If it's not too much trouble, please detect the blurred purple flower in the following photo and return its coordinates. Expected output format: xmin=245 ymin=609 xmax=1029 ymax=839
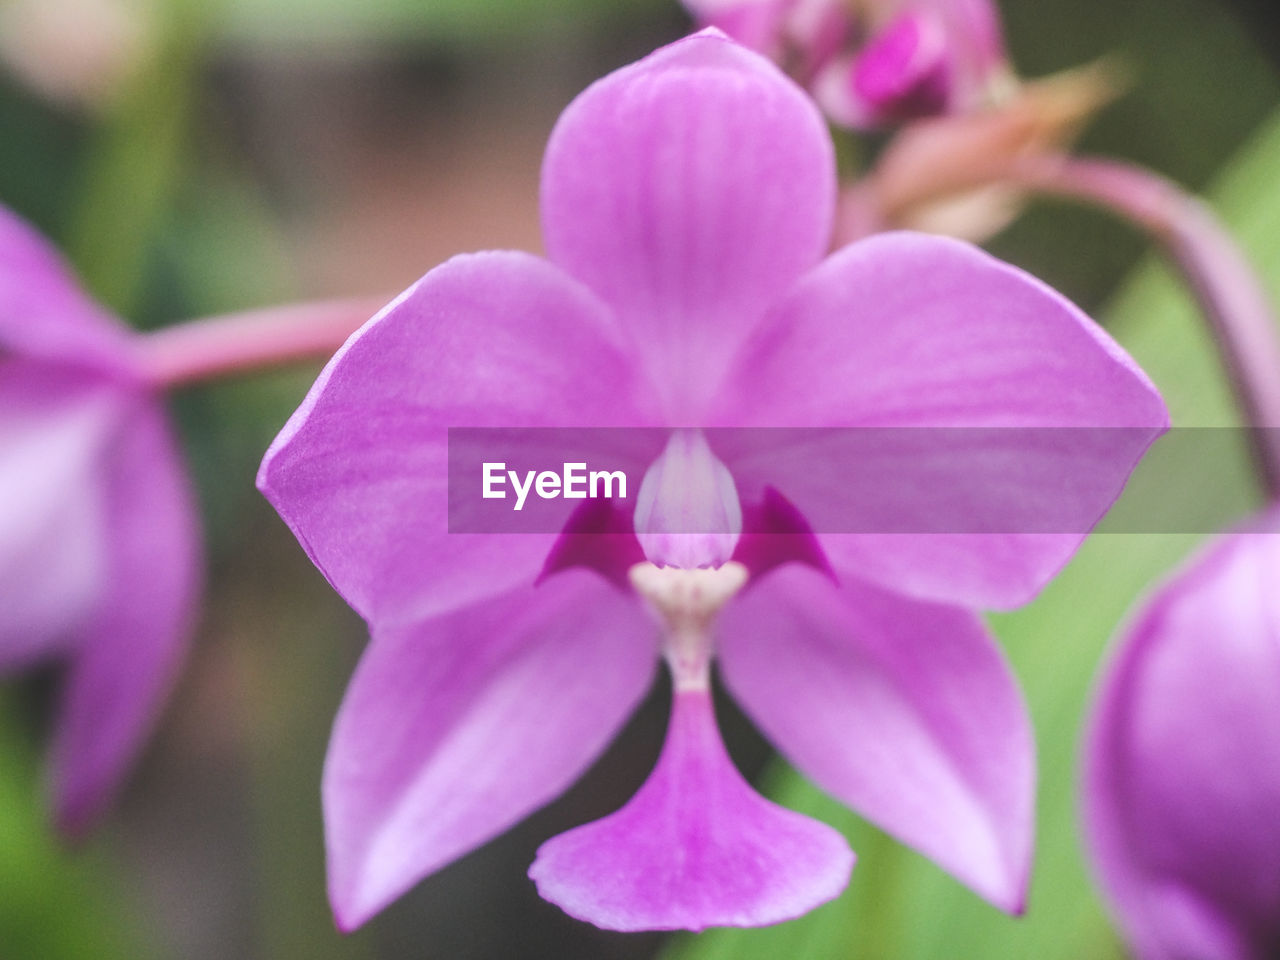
xmin=683 ymin=0 xmax=1010 ymax=128
xmin=818 ymin=0 xmax=1010 ymax=127
xmin=258 ymin=31 xmax=1166 ymax=933
xmin=1084 ymin=511 xmax=1280 ymax=960
xmin=681 ymin=0 xmax=853 ymax=80
xmin=0 ymin=206 xmax=199 ymax=835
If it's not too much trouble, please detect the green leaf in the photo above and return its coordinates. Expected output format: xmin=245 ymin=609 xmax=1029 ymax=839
xmin=665 ymin=108 xmax=1280 ymax=960
xmin=67 ymin=0 xmax=219 ymax=318
xmin=0 ymin=698 xmax=157 ymax=960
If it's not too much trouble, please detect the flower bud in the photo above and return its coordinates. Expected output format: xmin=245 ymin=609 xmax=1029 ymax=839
xmin=1084 ymin=511 xmax=1280 ymax=960
xmin=816 ymin=11 xmax=953 ymax=127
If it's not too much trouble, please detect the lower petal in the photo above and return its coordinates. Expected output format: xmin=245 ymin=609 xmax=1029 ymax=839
xmin=47 ymin=401 xmax=201 ymax=835
xmin=529 ymin=687 xmax=854 ymax=931
xmin=718 ymin=566 xmax=1034 ymax=913
xmin=0 ymin=361 xmax=119 ymax=669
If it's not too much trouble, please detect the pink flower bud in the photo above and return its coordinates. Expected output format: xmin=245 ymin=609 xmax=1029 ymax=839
xmin=819 ymin=11 xmax=954 ymax=127
xmin=1085 ymin=512 xmax=1280 ymax=960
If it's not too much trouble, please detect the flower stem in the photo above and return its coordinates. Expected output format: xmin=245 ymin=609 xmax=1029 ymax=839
xmin=134 ymin=296 xmax=387 ymax=388
xmin=1008 ymin=155 xmax=1280 ymax=498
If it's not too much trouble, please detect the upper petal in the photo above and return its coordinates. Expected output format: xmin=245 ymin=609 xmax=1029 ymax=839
xmin=47 ymin=399 xmax=201 ymax=835
xmin=0 ymin=205 xmax=132 ymax=371
xmin=716 ymin=231 xmax=1167 ymax=608
xmin=718 ymin=565 xmax=1034 ymax=912
xmin=257 ymin=252 xmax=653 ymax=626
xmin=541 ymin=30 xmax=835 ymax=415
xmin=1084 ymin=512 xmax=1280 ymax=960
xmin=324 ymin=570 xmax=657 ymax=931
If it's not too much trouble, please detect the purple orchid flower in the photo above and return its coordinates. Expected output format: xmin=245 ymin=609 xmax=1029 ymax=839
xmin=0 ymin=206 xmax=200 ymax=835
xmin=258 ymin=31 xmax=1167 ymax=933
xmin=1084 ymin=510 xmax=1280 ymax=960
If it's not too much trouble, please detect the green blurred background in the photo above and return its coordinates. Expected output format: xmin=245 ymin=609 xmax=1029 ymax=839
xmin=1 ymin=0 xmax=1278 ymax=957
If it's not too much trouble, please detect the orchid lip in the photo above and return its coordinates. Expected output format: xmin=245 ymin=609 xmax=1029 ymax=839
xmin=528 ymin=686 xmax=855 ymax=932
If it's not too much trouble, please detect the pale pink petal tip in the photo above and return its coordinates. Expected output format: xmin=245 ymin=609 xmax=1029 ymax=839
xmin=529 ymin=689 xmax=854 ymax=931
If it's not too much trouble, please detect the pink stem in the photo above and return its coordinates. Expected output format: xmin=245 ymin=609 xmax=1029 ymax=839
xmin=134 ymin=296 xmax=387 ymax=388
xmin=1009 ymin=155 xmax=1280 ymax=496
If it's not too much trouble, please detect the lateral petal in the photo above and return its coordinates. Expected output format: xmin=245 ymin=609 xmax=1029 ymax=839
xmin=716 ymin=231 xmax=1167 ymax=609
xmin=257 ymin=251 xmax=653 ymax=626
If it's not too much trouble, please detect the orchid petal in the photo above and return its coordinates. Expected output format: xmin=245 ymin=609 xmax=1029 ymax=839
xmin=257 ymin=251 xmax=653 ymax=626
xmin=530 ymin=687 xmax=853 ymax=931
xmin=717 ymin=231 xmax=1167 ymax=609
xmin=0 ymin=360 xmax=117 ymax=670
xmin=1084 ymin=513 xmax=1280 ymax=960
xmin=324 ymin=570 xmax=657 ymax=931
xmin=0 ymin=205 xmax=131 ymax=370
xmin=47 ymin=401 xmax=200 ymax=835
xmin=541 ymin=29 xmax=835 ymax=415
xmin=718 ymin=565 xmax=1034 ymax=912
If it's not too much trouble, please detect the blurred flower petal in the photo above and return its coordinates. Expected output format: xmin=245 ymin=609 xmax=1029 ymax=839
xmin=0 ymin=362 xmax=117 ymax=669
xmin=1085 ymin=511 xmax=1280 ymax=960
xmin=0 ymin=206 xmax=131 ymax=369
xmin=0 ymin=204 xmax=201 ymax=836
xmin=47 ymin=401 xmax=200 ymax=835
